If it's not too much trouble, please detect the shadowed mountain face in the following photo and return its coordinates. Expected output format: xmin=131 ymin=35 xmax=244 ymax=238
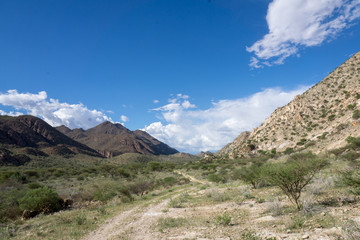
xmin=0 ymin=115 xmax=102 ymax=161
xmin=218 ymin=51 xmax=360 ymax=158
xmin=56 ymin=121 xmax=179 ymax=157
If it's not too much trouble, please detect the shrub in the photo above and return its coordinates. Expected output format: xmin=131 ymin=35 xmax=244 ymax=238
xmin=353 ymin=110 xmax=360 ymax=119
xmin=116 ymin=167 xmax=131 ymax=178
xmin=128 ymin=179 xmax=154 ymax=197
xmin=348 ymin=103 xmax=357 ymax=110
xmin=207 ymin=173 xmax=226 ymax=183
xmin=147 ymin=161 xmax=163 ymax=171
xmin=205 ymin=188 xmax=230 ymax=202
xmin=342 ymin=170 xmax=360 ymax=195
xmin=266 ymin=198 xmax=282 ymax=216
xmin=343 ymin=151 xmax=360 ymax=162
xmin=19 ymin=187 xmax=63 ymax=214
xmin=328 ymin=114 xmax=336 ymax=121
xmin=232 ymin=163 xmax=264 ymax=189
xmin=346 ymin=136 xmax=360 ymax=149
xmin=27 ymin=182 xmax=43 ymax=189
xmin=216 ymin=213 xmax=231 ymax=226
xmin=262 ymin=152 xmax=328 ymax=210
xmin=284 ymin=148 xmax=294 ymax=155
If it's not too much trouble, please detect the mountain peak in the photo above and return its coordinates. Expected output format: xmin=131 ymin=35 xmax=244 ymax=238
xmin=59 ymin=121 xmax=178 ymax=157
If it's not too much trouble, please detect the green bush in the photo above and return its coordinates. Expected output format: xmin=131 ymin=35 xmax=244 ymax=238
xmin=157 ymin=177 xmax=177 ymax=187
xmin=233 ymin=163 xmax=264 ymax=189
xmin=346 ymin=136 xmax=360 ymax=149
xmin=19 ymin=187 xmax=63 ymax=214
xmin=342 ymin=170 xmax=360 ymax=195
xmin=262 ymin=152 xmax=327 ymax=210
xmin=207 ymin=173 xmax=227 ymax=183
xmin=128 ymin=179 xmax=154 ymax=197
xmin=284 ymin=148 xmax=294 ymax=155
xmin=328 ymin=114 xmax=336 ymax=121
xmin=147 ymin=161 xmax=163 ymax=171
xmin=216 ymin=213 xmax=231 ymax=226
xmin=27 ymin=182 xmax=44 ymax=189
xmin=353 ymin=110 xmax=360 ymax=119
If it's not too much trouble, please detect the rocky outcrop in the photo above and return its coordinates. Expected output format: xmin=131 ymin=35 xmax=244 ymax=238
xmin=219 ymin=51 xmax=360 ymax=158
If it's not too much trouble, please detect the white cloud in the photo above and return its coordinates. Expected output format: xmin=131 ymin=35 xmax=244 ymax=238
xmin=144 ymin=87 xmax=310 ymax=153
xmin=247 ymin=0 xmax=360 ymax=67
xmin=0 ymin=110 xmax=23 ymax=116
xmin=120 ymin=115 xmax=129 ymax=122
xmin=153 ymin=99 xmax=159 ymax=104
xmin=0 ymin=89 xmax=113 ymax=129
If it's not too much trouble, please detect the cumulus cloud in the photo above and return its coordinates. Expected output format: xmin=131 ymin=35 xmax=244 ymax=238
xmin=0 ymin=89 xmax=112 ymax=129
xmin=120 ymin=115 xmax=129 ymax=122
xmin=144 ymin=87 xmax=310 ymax=153
xmin=153 ymin=99 xmax=159 ymax=104
xmin=247 ymin=0 xmax=360 ymax=67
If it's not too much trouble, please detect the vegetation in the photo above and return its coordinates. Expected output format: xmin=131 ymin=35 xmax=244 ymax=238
xmin=19 ymin=187 xmax=63 ymax=214
xmin=232 ymin=162 xmax=264 ymax=189
xmin=261 ymin=152 xmax=328 ymax=209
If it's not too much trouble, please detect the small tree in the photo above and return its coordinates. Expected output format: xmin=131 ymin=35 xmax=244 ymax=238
xmin=233 ymin=163 xmax=264 ymax=189
xmin=262 ymin=152 xmax=327 ymax=210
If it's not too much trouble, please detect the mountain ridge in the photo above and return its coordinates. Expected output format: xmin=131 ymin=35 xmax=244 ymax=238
xmin=56 ymin=121 xmax=179 ymax=157
xmin=218 ymin=51 xmax=360 ymax=158
xmin=0 ymin=115 xmax=102 ymax=160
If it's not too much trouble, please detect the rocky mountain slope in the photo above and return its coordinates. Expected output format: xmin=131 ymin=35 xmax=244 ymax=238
xmin=218 ymin=51 xmax=360 ymax=158
xmin=56 ymin=121 xmax=179 ymax=157
xmin=0 ymin=115 xmax=102 ymax=162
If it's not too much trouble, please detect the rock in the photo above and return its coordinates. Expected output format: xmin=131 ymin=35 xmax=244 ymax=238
xmin=301 ymin=234 xmax=309 ymax=239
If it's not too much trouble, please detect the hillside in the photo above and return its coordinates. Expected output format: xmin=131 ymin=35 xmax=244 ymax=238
xmin=0 ymin=115 xmax=102 ymax=163
xmin=56 ymin=121 xmax=179 ymax=157
xmin=218 ymin=51 xmax=360 ymax=158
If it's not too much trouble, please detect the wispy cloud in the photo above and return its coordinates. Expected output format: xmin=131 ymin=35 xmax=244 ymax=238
xmin=0 ymin=89 xmax=112 ymax=129
xmin=144 ymin=86 xmax=310 ymax=153
xmin=247 ymin=0 xmax=360 ymax=67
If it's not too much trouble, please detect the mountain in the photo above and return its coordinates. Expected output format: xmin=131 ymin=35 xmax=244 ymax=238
xmin=56 ymin=121 xmax=179 ymax=157
xmin=0 ymin=115 xmax=102 ymax=160
xmin=218 ymin=51 xmax=360 ymax=158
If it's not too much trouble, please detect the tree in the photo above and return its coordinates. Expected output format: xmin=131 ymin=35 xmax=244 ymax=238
xmin=262 ymin=152 xmax=327 ymax=210
xmin=233 ymin=163 xmax=264 ymax=189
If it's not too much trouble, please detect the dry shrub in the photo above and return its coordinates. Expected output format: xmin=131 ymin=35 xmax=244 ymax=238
xmin=265 ymin=198 xmax=282 ymax=216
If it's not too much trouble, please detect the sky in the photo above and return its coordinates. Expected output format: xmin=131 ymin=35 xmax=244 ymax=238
xmin=1 ymin=0 xmax=360 ymax=153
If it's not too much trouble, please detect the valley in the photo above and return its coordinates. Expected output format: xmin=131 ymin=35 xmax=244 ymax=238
xmin=1 ymin=51 xmax=360 ymax=240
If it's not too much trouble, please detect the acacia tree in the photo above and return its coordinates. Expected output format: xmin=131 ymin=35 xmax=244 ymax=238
xmin=262 ymin=152 xmax=328 ymax=210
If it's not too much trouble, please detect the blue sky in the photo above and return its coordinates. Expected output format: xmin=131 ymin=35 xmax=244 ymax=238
xmin=1 ymin=0 xmax=360 ymax=153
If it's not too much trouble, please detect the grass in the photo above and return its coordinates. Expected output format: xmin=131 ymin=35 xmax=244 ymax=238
xmin=157 ymin=217 xmax=188 ymax=232
xmin=3 ymin=146 xmax=360 ymax=239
